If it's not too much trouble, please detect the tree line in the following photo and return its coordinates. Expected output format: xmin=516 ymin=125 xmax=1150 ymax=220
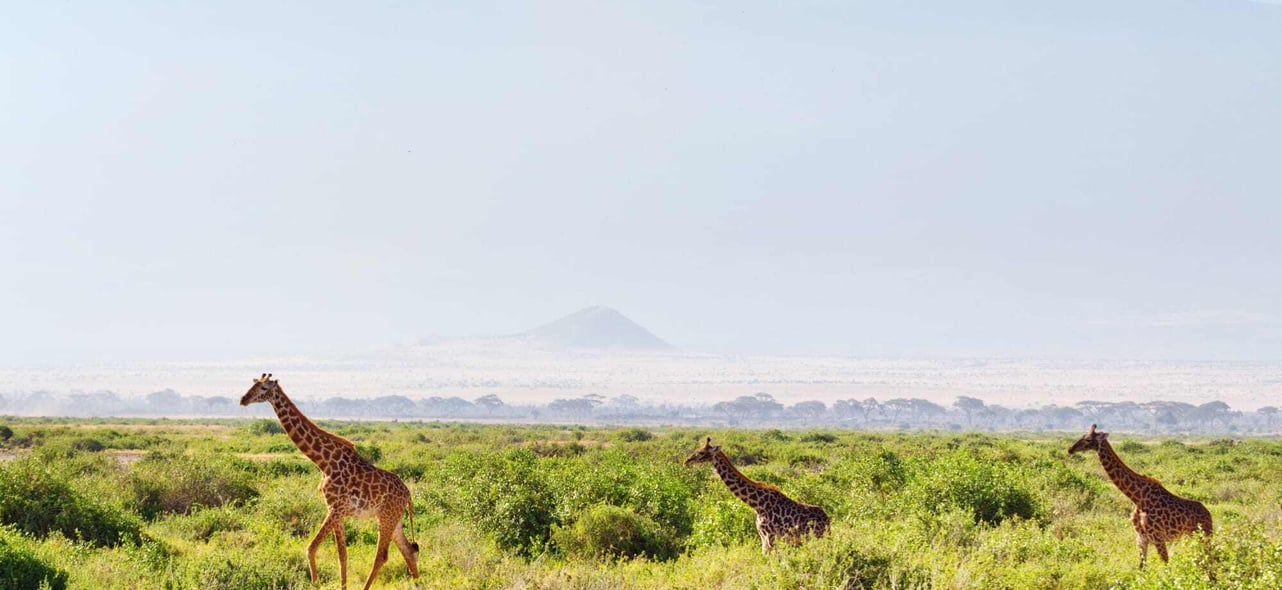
xmin=1 ymin=389 xmax=1276 ymax=434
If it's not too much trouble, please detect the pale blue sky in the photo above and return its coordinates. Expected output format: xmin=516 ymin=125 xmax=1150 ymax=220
xmin=3 ymin=1 xmax=1280 ymax=363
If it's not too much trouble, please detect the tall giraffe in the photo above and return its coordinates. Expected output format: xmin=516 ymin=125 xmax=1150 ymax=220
xmin=684 ymin=437 xmax=829 ymax=553
xmin=240 ymin=374 xmax=419 ymax=590
xmin=1068 ymin=424 xmax=1213 ymax=569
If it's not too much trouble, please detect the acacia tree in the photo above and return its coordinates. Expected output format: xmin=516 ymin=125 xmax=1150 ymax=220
xmin=475 ymin=394 xmax=505 ymax=414
xmin=954 ymin=396 xmax=986 ymax=427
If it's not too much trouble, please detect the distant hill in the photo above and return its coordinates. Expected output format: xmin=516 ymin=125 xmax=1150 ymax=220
xmin=522 ymin=306 xmax=675 ymax=351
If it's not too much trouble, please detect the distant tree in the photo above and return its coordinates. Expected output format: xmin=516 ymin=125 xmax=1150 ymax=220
xmin=954 ymin=396 xmax=986 ymax=427
xmin=420 ymin=396 xmax=475 ymax=417
xmin=1258 ymin=406 xmax=1279 ymax=430
xmin=373 ymin=395 xmax=417 ymax=416
xmin=1142 ymin=401 xmax=1196 ymax=431
xmin=68 ymin=391 xmax=122 ymax=416
xmin=146 ymin=389 xmax=185 ymax=414
xmin=789 ymin=400 xmax=827 ymax=421
xmin=547 ymin=397 xmax=597 ymax=417
xmin=714 ymin=393 xmax=783 ymax=422
xmin=1045 ymin=405 xmax=1085 ymax=428
xmin=1074 ymin=400 xmax=1110 ymax=425
xmin=1195 ymin=401 xmax=1233 ymax=430
xmin=203 ymin=396 xmax=234 ymax=414
xmin=475 ymin=394 xmax=505 ymax=413
xmin=881 ymin=398 xmax=914 ymax=423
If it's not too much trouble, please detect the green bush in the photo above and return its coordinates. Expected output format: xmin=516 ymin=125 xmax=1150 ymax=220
xmin=616 ymin=428 xmax=654 ymax=443
xmin=0 ymin=459 xmax=142 ymax=547
xmin=0 ymin=425 xmax=12 ymax=442
xmin=435 ymin=449 xmax=556 ymax=556
xmin=907 ymin=452 xmax=1040 ymax=526
xmin=0 ymin=530 xmax=69 ymax=590
xmin=549 ymin=449 xmax=699 ymax=541
xmin=163 ymin=546 xmax=308 ymax=590
xmin=129 ymin=453 xmax=258 ymax=519
xmin=244 ymin=419 xmax=284 ymax=436
xmin=800 ymin=432 xmax=838 ymax=444
xmin=354 ymin=442 xmax=382 ymax=463
xmin=255 ymin=486 xmax=326 ymax=538
xmin=71 ymin=437 xmax=105 ymax=452
xmin=169 ymin=506 xmax=246 ymax=542
xmin=688 ymin=494 xmax=757 ymax=548
xmin=552 ymin=504 xmax=676 ymax=560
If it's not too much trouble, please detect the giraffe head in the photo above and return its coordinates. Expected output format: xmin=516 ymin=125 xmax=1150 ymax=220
xmin=684 ymin=437 xmax=720 ymax=466
xmin=239 ymin=373 xmax=281 ymax=406
xmin=1068 ymin=423 xmax=1108 ymax=454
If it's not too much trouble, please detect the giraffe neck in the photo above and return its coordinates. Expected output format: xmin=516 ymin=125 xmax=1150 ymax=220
xmin=267 ymin=388 xmax=348 ymax=473
xmin=1096 ymin=439 xmax=1149 ymax=504
xmin=711 ymin=450 xmax=771 ymax=512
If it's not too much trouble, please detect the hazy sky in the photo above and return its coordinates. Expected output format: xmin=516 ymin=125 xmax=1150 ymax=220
xmin=3 ymin=1 xmax=1280 ymax=364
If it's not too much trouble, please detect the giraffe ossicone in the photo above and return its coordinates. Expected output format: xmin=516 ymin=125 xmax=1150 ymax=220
xmin=1068 ymin=424 xmax=1213 ymax=570
xmin=240 ymin=374 xmax=420 ymax=590
xmin=685 ymin=436 xmax=829 ymax=553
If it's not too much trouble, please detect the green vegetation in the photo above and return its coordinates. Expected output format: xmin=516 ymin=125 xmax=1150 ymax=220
xmin=0 ymin=527 xmax=69 ymax=590
xmin=0 ymin=417 xmax=1280 ymax=588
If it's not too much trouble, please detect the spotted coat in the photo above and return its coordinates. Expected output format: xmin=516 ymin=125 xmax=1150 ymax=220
xmin=685 ymin=437 xmax=829 ymax=553
xmin=241 ymin=374 xmax=419 ymax=590
xmin=1069 ymin=424 xmax=1213 ymax=568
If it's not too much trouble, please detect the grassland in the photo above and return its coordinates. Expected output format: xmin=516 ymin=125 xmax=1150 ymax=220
xmin=1 ymin=417 xmax=1280 ymax=589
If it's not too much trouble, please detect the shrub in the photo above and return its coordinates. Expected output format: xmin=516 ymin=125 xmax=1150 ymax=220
xmin=688 ymin=494 xmax=757 ymax=548
xmin=615 ymin=428 xmax=653 ymax=443
xmin=1119 ymin=440 xmax=1147 ymax=453
xmin=0 ymin=530 xmax=69 ymax=590
xmin=71 ymin=437 xmax=105 ymax=452
xmin=354 ymin=442 xmax=382 ymax=464
xmin=552 ymin=505 xmax=676 ymax=560
xmin=800 ymin=432 xmax=838 ymax=444
xmin=0 ymin=459 xmax=142 ymax=547
xmin=244 ymin=419 xmax=284 ymax=436
xmin=907 ymin=452 xmax=1040 ymax=526
xmin=761 ymin=529 xmax=925 ymax=590
xmin=129 ymin=453 xmax=258 ymax=519
xmin=548 ymin=449 xmax=699 ymax=542
xmin=169 ymin=506 xmax=246 ymax=542
xmin=436 ymin=449 xmax=556 ymax=556
xmin=163 ymin=545 xmax=308 ymax=590
xmin=0 ymin=425 xmax=12 ymax=442
xmin=256 ymin=487 xmax=326 ymax=538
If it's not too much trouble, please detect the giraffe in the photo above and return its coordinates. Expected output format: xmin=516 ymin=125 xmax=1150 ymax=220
xmin=240 ymin=374 xmax=419 ymax=590
xmin=684 ymin=437 xmax=829 ymax=553
xmin=1068 ymin=424 xmax=1213 ymax=569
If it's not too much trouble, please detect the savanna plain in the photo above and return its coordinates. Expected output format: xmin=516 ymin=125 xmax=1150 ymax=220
xmin=1 ymin=418 xmax=1280 ymax=589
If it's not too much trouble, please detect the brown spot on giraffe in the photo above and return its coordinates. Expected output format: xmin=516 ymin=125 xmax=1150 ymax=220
xmin=684 ymin=437 xmax=829 ymax=553
xmin=1068 ymin=424 xmax=1213 ymax=569
xmin=240 ymin=374 xmax=420 ymax=590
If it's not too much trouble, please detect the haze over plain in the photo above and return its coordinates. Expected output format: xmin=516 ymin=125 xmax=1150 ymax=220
xmin=3 ymin=2 xmax=1279 ymax=372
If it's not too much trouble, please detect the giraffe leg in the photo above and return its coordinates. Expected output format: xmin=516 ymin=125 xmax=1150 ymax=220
xmin=361 ymin=516 xmax=396 ymax=590
xmin=1131 ymin=507 xmax=1147 ymax=570
xmin=392 ymin=521 xmax=421 ymax=578
xmin=334 ymin=520 xmax=348 ymax=590
xmin=756 ymin=518 xmax=773 ymax=554
xmin=1155 ymin=540 xmax=1169 ymax=563
xmin=308 ymin=510 xmax=342 ymax=585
